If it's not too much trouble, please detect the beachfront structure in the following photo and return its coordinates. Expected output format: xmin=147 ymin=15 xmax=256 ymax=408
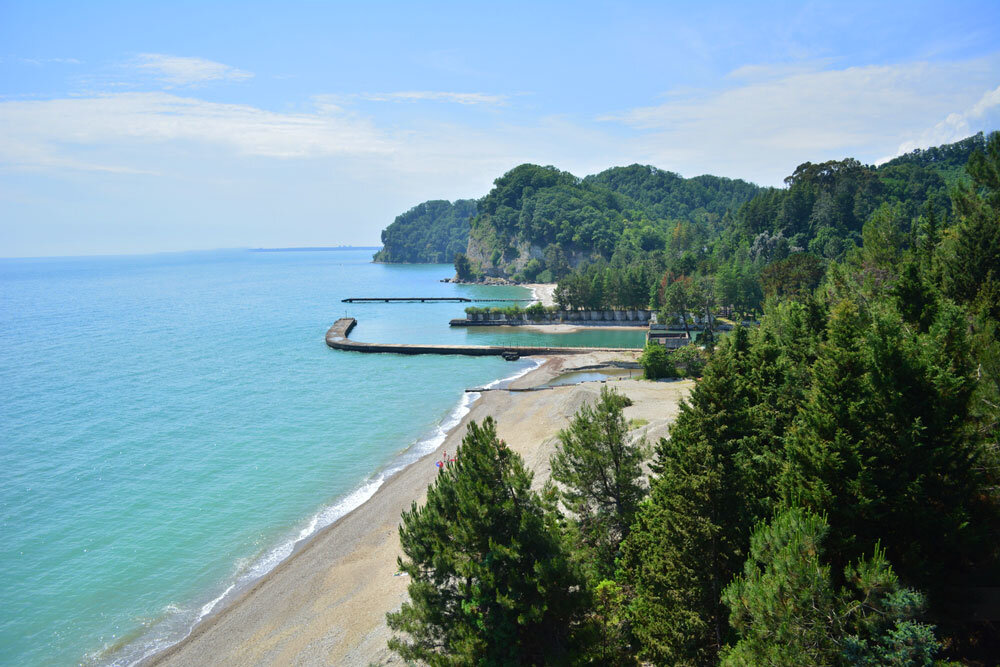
xmin=646 ymin=324 xmax=691 ymax=348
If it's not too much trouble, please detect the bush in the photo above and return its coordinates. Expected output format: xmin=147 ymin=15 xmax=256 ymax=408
xmin=639 ymin=343 xmax=674 ymax=379
xmin=523 ymin=258 xmax=544 ymax=281
xmin=502 ymin=305 xmax=523 ymax=318
xmin=454 ymin=252 xmax=473 ymax=281
xmin=525 ymin=302 xmax=547 ymax=320
xmin=671 ymin=345 xmax=707 ymax=377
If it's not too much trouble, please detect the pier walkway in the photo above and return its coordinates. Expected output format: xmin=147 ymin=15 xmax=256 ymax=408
xmin=325 ymin=318 xmax=634 ymax=359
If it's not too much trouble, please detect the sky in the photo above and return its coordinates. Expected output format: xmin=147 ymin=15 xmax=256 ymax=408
xmin=1 ymin=1 xmax=999 ymax=257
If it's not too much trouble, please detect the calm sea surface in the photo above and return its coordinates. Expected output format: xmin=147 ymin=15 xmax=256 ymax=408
xmin=0 ymin=249 xmax=643 ymax=666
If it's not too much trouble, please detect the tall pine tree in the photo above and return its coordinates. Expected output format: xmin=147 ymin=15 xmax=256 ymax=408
xmin=780 ymin=298 xmax=982 ymax=589
xmin=550 ymin=386 xmax=648 ymax=582
xmin=620 ymin=327 xmax=782 ymax=664
xmin=942 ymin=130 xmax=1000 ymax=305
xmin=387 ymin=418 xmax=583 ymax=665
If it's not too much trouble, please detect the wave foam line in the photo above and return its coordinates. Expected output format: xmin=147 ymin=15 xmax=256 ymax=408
xmin=125 ymin=357 xmax=544 ymax=666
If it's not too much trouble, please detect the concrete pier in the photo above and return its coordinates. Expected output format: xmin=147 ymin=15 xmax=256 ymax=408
xmin=341 ymin=297 xmax=532 ymax=303
xmin=325 ymin=318 xmax=635 ymax=358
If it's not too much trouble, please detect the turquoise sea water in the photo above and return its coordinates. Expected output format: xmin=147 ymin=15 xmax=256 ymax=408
xmin=0 ymin=249 xmax=643 ymax=666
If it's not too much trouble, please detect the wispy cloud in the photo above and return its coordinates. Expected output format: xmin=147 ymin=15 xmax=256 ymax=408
xmin=132 ymin=54 xmax=253 ymax=86
xmin=0 ymin=92 xmax=391 ymax=172
xmin=600 ymin=58 xmax=1000 ymax=184
xmin=355 ymin=91 xmax=509 ymax=106
xmin=881 ymin=83 xmax=1000 ymax=161
xmin=5 ymin=57 xmax=82 ymax=66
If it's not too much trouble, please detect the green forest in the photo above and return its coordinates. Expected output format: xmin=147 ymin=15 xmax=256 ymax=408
xmin=375 ymin=134 xmax=988 ymax=320
xmin=373 ymin=199 xmax=477 ymax=263
xmin=384 ymin=132 xmax=1000 ymax=665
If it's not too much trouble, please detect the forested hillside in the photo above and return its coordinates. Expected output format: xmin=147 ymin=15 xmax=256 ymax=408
xmin=371 ymin=134 xmax=990 ymax=321
xmin=584 ymin=164 xmax=761 ymax=224
xmin=372 ymin=199 xmax=476 ymax=263
xmin=553 ymin=134 xmax=988 ymax=314
xmin=387 ymin=131 xmax=1000 ymax=665
xmin=459 ymin=163 xmax=760 ymax=284
xmin=880 ymin=131 xmax=987 ymax=186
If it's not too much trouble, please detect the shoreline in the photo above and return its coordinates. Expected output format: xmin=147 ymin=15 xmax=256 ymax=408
xmin=133 ymin=356 xmax=547 ymax=666
xmin=143 ymin=351 xmax=692 ymax=666
xmin=523 ymin=282 xmax=556 ymax=307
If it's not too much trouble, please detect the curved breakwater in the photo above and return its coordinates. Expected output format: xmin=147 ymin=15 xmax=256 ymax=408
xmin=326 ymin=317 xmax=627 ymax=356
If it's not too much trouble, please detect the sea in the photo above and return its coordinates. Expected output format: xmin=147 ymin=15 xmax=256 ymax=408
xmin=0 ymin=248 xmax=644 ymax=666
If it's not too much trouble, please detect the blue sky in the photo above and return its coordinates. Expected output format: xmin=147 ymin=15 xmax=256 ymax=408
xmin=2 ymin=1 xmax=999 ymax=256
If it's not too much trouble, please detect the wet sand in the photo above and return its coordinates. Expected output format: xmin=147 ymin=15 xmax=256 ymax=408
xmin=146 ymin=352 xmax=692 ymax=666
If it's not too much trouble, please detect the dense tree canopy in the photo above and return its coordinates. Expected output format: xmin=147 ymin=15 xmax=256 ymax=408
xmin=373 ymin=199 xmax=477 ymax=263
xmin=386 ymin=132 xmax=1000 ymax=663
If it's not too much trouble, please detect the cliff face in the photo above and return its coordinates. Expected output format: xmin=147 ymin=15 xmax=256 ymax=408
xmin=461 ymin=163 xmax=623 ymax=281
xmin=465 ymin=229 xmax=591 ymax=279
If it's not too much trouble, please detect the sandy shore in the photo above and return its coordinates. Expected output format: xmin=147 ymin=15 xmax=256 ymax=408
xmin=146 ymin=352 xmax=693 ymax=667
xmin=524 ymin=282 xmax=557 ymax=307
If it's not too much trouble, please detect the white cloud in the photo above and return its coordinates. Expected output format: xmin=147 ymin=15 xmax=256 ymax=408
xmin=15 ymin=57 xmax=83 ymax=66
xmin=133 ymin=54 xmax=253 ymax=86
xmin=601 ymin=59 xmax=1000 ymax=184
xmin=881 ymin=84 xmax=1000 ymax=161
xmin=0 ymin=92 xmax=392 ymax=171
xmin=355 ymin=91 xmax=509 ymax=106
xmin=4 ymin=58 xmax=998 ymax=192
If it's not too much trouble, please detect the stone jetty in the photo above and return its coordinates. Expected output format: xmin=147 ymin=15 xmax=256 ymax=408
xmin=325 ymin=318 xmax=633 ymax=358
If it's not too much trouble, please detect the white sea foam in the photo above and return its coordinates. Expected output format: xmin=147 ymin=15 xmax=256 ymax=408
xmin=198 ymin=584 xmax=235 ymax=621
xmin=124 ymin=357 xmax=544 ymax=666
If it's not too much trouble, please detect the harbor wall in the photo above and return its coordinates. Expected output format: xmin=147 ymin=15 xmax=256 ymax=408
xmin=325 ymin=318 xmax=634 ymax=357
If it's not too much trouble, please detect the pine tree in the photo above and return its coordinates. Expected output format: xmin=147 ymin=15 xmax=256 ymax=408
xmin=721 ymin=508 xmax=941 ymax=667
xmin=620 ymin=432 xmax=723 ymax=665
xmin=781 ymin=298 xmax=982 ymax=587
xmin=386 ymin=418 xmax=583 ymax=665
xmin=721 ymin=508 xmax=837 ymax=665
xmin=942 ymin=131 xmax=1000 ymax=304
xmin=620 ymin=327 xmax=780 ymax=664
xmin=550 ymin=386 xmax=647 ymax=582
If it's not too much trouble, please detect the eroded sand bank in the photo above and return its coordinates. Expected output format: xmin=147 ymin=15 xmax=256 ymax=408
xmin=147 ymin=352 xmax=693 ymax=667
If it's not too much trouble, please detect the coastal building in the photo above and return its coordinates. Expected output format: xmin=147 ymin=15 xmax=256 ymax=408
xmin=646 ymin=323 xmax=691 ymax=348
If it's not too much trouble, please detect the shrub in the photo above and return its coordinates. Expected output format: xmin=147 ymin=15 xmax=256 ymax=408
xmin=639 ymin=343 xmax=674 ymax=379
xmin=525 ymin=302 xmax=547 ymax=320
xmin=503 ymin=305 xmax=524 ymax=318
xmin=523 ymin=258 xmax=544 ymax=281
xmin=672 ymin=345 xmax=707 ymax=377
